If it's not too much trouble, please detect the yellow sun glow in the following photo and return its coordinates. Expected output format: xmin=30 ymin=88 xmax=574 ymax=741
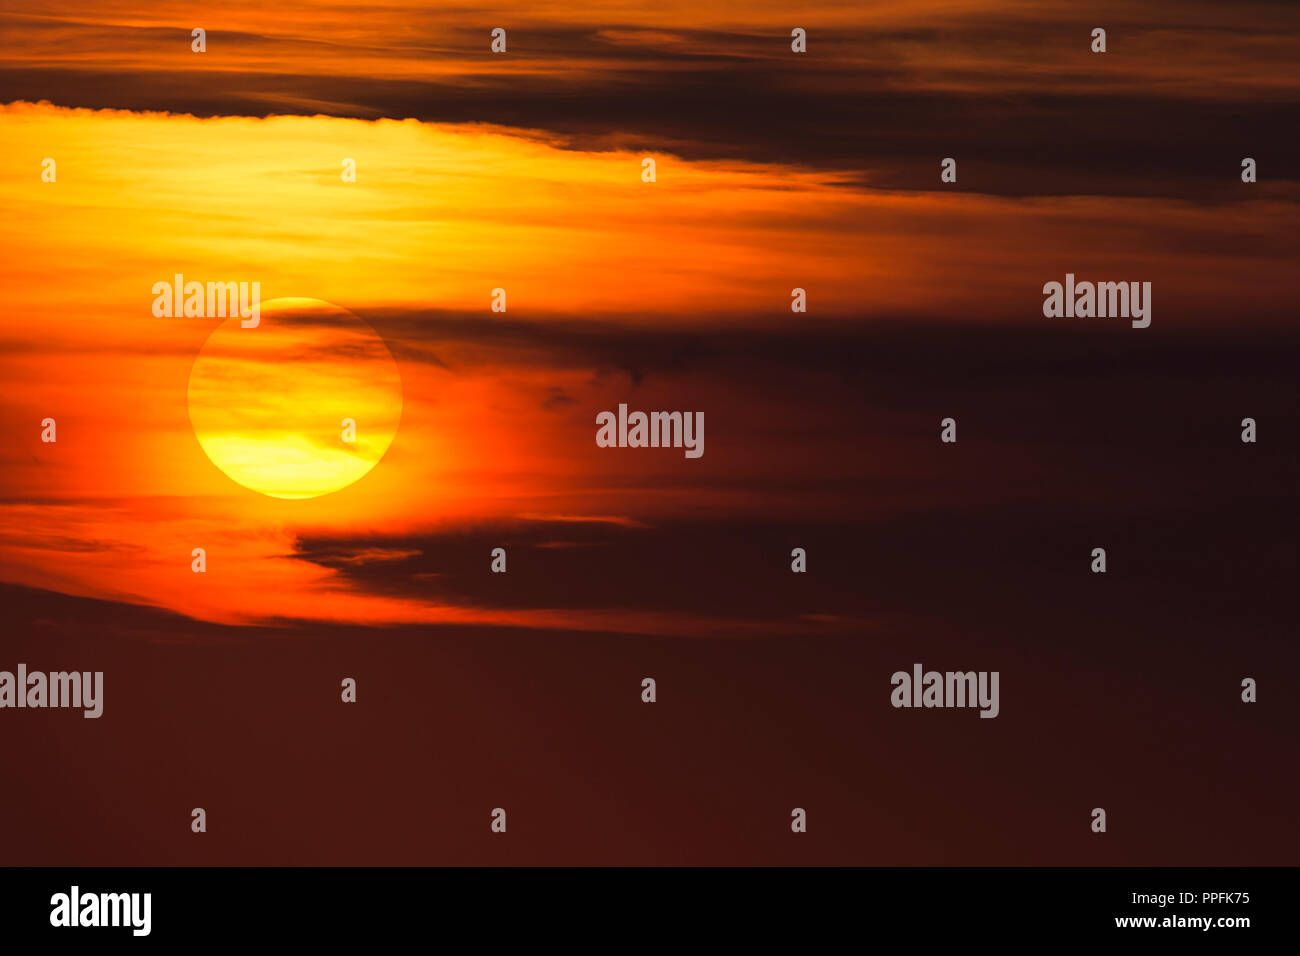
xmin=187 ymin=298 xmax=403 ymax=499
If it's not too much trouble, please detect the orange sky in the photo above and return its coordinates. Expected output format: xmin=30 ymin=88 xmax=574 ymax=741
xmin=1 ymin=0 xmax=1296 ymax=632
xmin=1 ymin=98 xmax=1296 ymax=628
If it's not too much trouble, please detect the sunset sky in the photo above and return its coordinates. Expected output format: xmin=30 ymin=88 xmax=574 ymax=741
xmin=2 ymin=1 xmax=1297 ymax=865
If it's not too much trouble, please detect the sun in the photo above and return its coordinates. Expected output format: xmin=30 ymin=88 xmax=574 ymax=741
xmin=187 ymin=298 xmax=403 ymax=499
